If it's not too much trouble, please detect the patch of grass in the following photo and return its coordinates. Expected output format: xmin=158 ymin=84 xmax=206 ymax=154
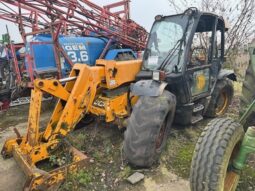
xmin=237 ymin=165 xmax=255 ymax=191
xmin=74 ymin=170 xmax=93 ymax=185
xmin=162 ymin=127 xmax=202 ymax=179
xmin=118 ymin=166 xmax=132 ymax=179
xmin=92 ymin=150 xmax=101 ymax=161
xmin=164 ymin=140 xmax=195 ymax=179
xmin=61 ymin=169 xmax=93 ymax=191
xmin=171 ymin=143 xmax=195 ymax=178
xmin=60 ymin=125 xmax=126 ymax=190
xmin=67 ymin=133 xmax=88 ymax=150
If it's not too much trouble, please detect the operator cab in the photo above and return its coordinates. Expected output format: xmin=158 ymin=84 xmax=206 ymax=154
xmin=141 ymin=8 xmax=227 ymax=99
xmin=143 ymin=8 xmax=227 ymax=73
xmin=136 ymin=8 xmax=232 ymax=125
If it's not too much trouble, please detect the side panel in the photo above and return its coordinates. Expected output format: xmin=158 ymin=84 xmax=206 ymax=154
xmin=96 ymin=59 xmax=142 ymax=89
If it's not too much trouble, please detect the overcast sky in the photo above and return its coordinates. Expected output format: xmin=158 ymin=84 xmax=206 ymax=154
xmin=0 ymin=0 xmax=172 ymax=43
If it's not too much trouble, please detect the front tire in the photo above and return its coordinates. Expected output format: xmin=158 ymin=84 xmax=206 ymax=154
xmin=123 ymin=91 xmax=176 ymax=167
xmin=205 ymin=79 xmax=234 ymax=117
xmin=190 ymin=118 xmax=244 ymax=191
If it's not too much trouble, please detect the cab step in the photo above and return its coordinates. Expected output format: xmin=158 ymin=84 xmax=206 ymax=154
xmin=193 ymin=103 xmax=204 ymax=113
xmin=191 ymin=114 xmax=203 ymax=124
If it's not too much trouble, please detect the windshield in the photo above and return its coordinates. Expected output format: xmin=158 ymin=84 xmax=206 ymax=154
xmin=143 ymin=14 xmax=193 ymax=73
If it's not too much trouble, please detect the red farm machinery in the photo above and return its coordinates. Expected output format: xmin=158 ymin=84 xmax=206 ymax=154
xmin=0 ymin=0 xmax=148 ymax=110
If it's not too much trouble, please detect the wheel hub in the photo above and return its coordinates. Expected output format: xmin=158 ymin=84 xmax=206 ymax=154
xmin=216 ymin=91 xmax=229 ymax=115
xmin=155 ymin=122 xmax=167 ymax=150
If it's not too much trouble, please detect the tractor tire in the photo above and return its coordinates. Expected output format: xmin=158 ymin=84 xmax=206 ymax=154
xmin=190 ymin=118 xmax=244 ymax=191
xmin=240 ymin=61 xmax=255 ymax=129
xmin=205 ymin=79 xmax=234 ymax=117
xmin=123 ymin=91 xmax=176 ymax=167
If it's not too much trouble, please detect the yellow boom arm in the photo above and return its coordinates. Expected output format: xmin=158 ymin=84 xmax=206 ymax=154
xmin=1 ymin=59 xmax=142 ymax=190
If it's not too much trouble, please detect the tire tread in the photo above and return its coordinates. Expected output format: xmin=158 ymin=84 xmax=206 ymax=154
xmin=190 ymin=118 xmax=244 ymax=191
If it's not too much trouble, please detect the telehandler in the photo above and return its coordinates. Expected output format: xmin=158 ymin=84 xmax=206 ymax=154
xmin=190 ymin=41 xmax=255 ymax=190
xmin=1 ymin=8 xmax=236 ymax=190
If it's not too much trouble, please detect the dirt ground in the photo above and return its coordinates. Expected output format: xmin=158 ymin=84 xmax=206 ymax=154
xmin=0 ymin=122 xmax=26 ymax=191
xmin=0 ymin=104 xmax=190 ymax=191
xmin=0 ymin=105 xmax=52 ymax=191
xmin=0 ymin=82 xmax=254 ymax=191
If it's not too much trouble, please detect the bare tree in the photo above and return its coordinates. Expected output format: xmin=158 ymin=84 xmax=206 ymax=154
xmin=168 ymin=0 xmax=255 ymax=55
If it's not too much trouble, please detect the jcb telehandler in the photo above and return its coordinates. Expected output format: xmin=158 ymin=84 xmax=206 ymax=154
xmin=189 ymin=39 xmax=255 ymax=191
xmin=1 ymin=8 xmax=236 ymax=190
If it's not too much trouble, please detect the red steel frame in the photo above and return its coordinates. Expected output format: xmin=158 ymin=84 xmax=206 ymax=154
xmin=0 ymin=0 xmax=148 ymax=50
xmin=0 ymin=0 xmax=148 ymax=87
xmin=9 ymin=44 xmax=22 ymax=83
xmin=0 ymin=0 xmax=148 ymax=111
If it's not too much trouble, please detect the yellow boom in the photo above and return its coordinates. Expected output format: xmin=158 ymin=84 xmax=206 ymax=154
xmin=1 ymin=59 xmax=142 ymax=190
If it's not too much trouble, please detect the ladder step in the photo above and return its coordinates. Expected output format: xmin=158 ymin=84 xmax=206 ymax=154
xmin=193 ymin=104 xmax=204 ymax=113
xmin=191 ymin=114 xmax=203 ymax=124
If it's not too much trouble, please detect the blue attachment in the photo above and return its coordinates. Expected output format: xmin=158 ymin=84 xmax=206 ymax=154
xmin=25 ymin=34 xmax=107 ymax=76
xmin=25 ymin=34 xmax=136 ymax=77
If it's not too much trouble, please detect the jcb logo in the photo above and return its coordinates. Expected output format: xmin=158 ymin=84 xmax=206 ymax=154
xmin=93 ymin=98 xmax=105 ymax=108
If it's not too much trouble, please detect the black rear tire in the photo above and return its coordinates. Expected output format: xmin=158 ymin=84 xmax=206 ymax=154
xmin=190 ymin=118 xmax=244 ymax=191
xmin=205 ymin=79 xmax=234 ymax=117
xmin=123 ymin=91 xmax=176 ymax=167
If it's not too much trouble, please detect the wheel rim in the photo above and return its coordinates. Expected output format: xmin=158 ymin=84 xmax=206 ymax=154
xmin=224 ymin=171 xmax=239 ymax=191
xmin=155 ymin=121 xmax=167 ymax=150
xmin=223 ymin=142 xmax=240 ymax=191
xmin=216 ymin=91 xmax=229 ymax=115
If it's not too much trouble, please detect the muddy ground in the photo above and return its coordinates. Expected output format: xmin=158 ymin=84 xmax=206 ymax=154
xmin=0 ymin=82 xmax=254 ymax=191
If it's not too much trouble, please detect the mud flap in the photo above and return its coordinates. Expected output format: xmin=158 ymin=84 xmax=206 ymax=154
xmin=131 ymin=80 xmax=167 ymax=97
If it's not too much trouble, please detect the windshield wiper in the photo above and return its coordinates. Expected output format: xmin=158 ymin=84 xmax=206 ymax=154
xmin=159 ymin=15 xmax=192 ymax=71
xmin=158 ymin=39 xmax=182 ymax=70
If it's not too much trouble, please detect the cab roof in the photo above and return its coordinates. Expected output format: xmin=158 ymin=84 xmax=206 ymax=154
xmin=159 ymin=8 xmax=229 ymax=32
xmin=196 ymin=11 xmax=229 ymax=32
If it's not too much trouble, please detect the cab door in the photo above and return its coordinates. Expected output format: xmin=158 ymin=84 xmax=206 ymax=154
xmin=186 ymin=16 xmax=221 ymax=100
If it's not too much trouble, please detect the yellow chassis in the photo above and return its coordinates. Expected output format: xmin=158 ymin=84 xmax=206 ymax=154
xmin=1 ymin=59 xmax=142 ymax=190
